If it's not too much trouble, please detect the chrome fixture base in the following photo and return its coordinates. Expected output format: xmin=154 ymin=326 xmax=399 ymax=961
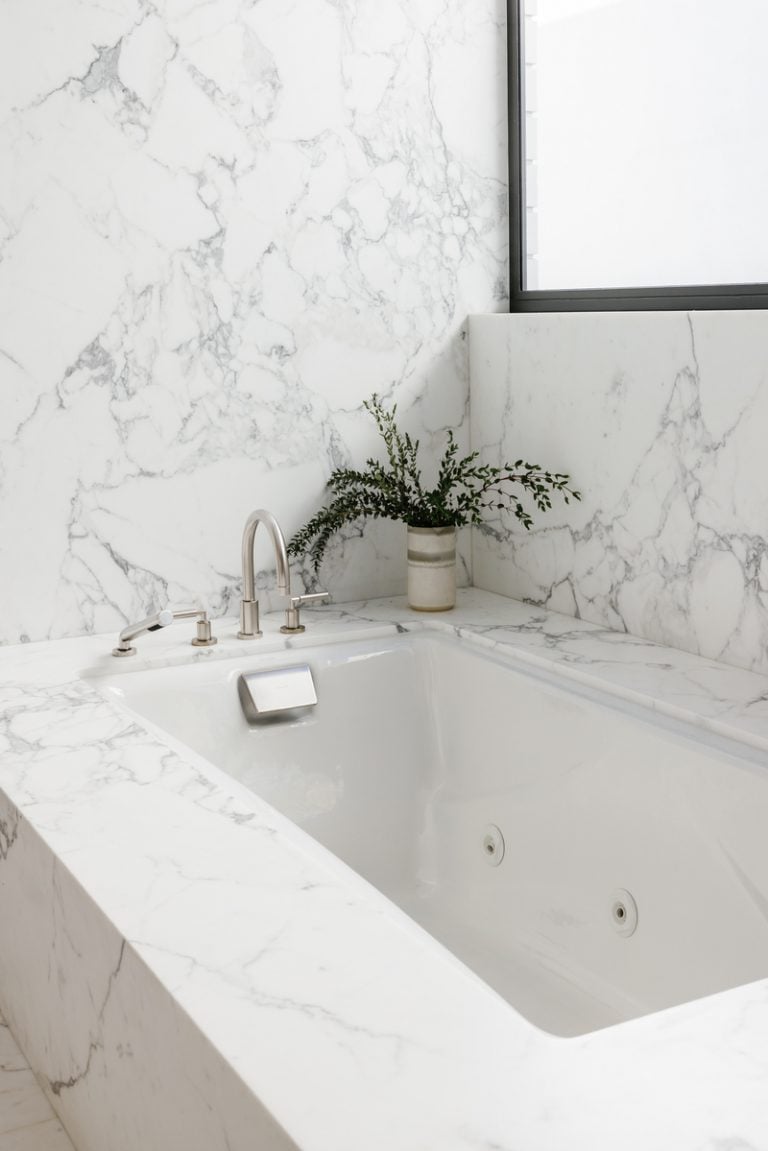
xmin=238 ymin=598 xmax=261 ymax=640
xmin=191 ymin=616 xmax=217 ymax=647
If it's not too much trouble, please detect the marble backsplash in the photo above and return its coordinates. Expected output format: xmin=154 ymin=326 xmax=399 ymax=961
xmin=470 ymin=311 xmax=768 ymax=676
xmin=0 ymin=0 xmax=507 ymax=645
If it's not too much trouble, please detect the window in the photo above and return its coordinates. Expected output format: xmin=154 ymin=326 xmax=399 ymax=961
xmin=508 ymin=0 xmax=768 ymax=310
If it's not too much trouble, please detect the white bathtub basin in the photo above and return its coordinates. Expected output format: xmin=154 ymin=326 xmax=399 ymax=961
xmin=97 ymin=630 xmax=768 ymax=1037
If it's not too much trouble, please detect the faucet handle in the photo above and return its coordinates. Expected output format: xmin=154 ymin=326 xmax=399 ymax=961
xmin=169 ymin=608 xmax=218 ymax=648
xmin=281 ymin=591 xmax=331 ymax=635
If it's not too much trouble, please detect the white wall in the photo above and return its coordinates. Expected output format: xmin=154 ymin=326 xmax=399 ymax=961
xmin=0 ymin=0 xmax=507 ymax=645
xmin=470 ymin=311 xmax=768 ymax=676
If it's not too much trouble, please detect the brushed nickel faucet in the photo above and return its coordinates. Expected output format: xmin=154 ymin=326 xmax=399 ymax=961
xmin=238 ymin=508 xmax=329 ymax=638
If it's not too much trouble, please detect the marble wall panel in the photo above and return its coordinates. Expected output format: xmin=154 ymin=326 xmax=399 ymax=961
xmin=0 ymin=0 xmax=508 ymax=645
xmin=470 ymin=311 xmax=768 ymax=676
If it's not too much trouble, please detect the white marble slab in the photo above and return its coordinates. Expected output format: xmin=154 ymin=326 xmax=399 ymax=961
xmin=470 ymin=311 xmax=768 ymax=677
xmin=0 ymin=0 xmax=507 ymax=647
xmin=0 ymin=590 xmax=767 ymax=1149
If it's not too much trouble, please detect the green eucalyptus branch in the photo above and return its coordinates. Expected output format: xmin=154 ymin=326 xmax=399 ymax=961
xmin=288 ymin=394 xmax=581 ymax=571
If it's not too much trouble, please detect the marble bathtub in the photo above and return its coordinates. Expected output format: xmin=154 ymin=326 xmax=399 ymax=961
xmin=1 ymin=590 xmax=768 ymax=1150
xmin=97 ymin=630 xmax=768 ymax=1039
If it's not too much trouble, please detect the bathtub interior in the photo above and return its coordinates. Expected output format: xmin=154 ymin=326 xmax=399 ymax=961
xmin=95 ymin=632 xmax=768 ymax=1037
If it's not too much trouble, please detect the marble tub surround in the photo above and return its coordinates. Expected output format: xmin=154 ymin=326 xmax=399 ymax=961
xmin=0 ymin=0 xmax=507 ymax=647
xmin=469 ymin=311 xmax=768 ymax=677
xmin=0 ymin=1014 xmax=77 ymax=1151
xmin=0 ymin=799 xmax=299 ymax=1151
xmin=1 ymin=590 xmax=768 ymax=1150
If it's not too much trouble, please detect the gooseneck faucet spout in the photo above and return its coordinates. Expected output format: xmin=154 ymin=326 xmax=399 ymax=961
xmin=238 ymin=508 xmax=291 ymax=639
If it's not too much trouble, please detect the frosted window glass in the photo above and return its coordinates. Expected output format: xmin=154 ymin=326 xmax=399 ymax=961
xmin=523 ymin=0 xmax=768 ymax=291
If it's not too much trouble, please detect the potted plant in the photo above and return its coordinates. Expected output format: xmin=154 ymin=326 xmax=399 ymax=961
xmin=288 ymin=395 xmax=580 ymax=611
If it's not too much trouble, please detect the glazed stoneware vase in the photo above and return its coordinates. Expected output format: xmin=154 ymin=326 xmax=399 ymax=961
xmin=406 ymin=525 xmax=456 ymax=611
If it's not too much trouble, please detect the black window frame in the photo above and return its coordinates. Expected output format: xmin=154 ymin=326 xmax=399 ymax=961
xmin=507 ymin=0 xmax=768 ymax=312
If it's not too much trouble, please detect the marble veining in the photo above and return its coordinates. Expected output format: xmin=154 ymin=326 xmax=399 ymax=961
xmin=0 ymin=0 xmax=507 ymax=646
xmin=0 ymin=590 xmax=767 ymax=1149
xmin=0 ymin=1012 xmax=77 ymax=1151
xmin=470 ymin=311 xmax=768 ymax=677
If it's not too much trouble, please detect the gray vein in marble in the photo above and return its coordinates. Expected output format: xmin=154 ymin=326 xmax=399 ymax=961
xmin=473 ymin=312 xmax=768 ymax=676
xmin=0 ymin=1019 xmax=76 ymax=1150
xmin=0 ymin=810 xmax=20 ymax=861
xmin=49 ymin=938 xmax=126 ymax=1098
xmin=0 ymin=0 xmax=506 ymax=645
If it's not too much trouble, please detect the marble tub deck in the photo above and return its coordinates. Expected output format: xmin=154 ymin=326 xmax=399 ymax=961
xmin=1 ymin=589 xmax=768 ymax=1151
xmin=0 ymin=1014 xmax=76 ymax=1151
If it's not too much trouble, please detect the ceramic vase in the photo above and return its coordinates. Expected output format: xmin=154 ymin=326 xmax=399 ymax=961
xmin=406 ymin=525 xmax=456 ymax=611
